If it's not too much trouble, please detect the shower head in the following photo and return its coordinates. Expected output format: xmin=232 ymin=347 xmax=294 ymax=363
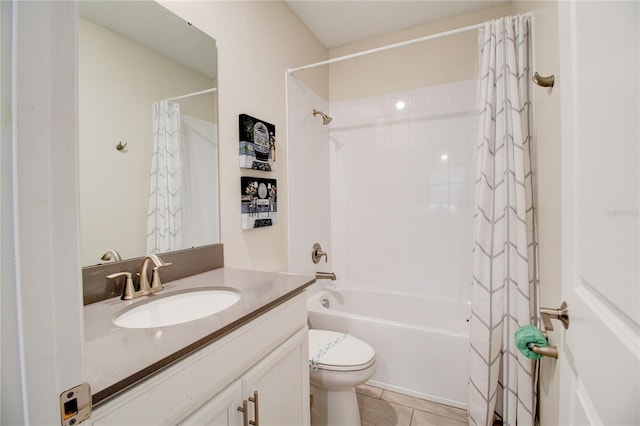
xmin=313 ymin=109 xmax=332 ymax=125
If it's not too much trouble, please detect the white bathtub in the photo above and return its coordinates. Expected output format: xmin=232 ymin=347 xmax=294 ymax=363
xmin=307 ymin=286 xmax=470 ymax=409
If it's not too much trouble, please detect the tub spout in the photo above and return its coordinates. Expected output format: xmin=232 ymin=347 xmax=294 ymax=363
xmin=316 ymin=271 xmax=336 ymax=280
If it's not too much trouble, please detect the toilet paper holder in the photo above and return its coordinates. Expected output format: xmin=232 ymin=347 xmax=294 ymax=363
xmin=531 ymin=345 xmax=558 ymax=359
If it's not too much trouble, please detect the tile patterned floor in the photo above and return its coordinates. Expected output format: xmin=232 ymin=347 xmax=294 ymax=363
xmin=356 ymin=384 xmax=468 ymax=426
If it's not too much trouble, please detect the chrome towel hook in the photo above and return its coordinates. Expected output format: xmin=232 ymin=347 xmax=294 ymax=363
xmin=532 ymin=71 xmax=555 ymax=88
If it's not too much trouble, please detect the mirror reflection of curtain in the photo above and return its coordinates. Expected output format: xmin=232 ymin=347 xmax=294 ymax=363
xmin=147 ymin=100 xmax=183 ymax=254
xmin=180 ymin=114 xmax=219 ymax=248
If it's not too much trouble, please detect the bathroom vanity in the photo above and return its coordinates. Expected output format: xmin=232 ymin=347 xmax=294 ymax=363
xmin=83 ymin=268 xmax=314 ymax=425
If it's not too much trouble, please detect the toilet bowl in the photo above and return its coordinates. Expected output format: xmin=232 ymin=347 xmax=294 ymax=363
xmin=308 ymin=329 xmax=376 ymax=426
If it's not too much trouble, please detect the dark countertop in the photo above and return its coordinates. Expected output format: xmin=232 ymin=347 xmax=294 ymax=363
xmin=83 ymin=268 xmax=315 ymax=405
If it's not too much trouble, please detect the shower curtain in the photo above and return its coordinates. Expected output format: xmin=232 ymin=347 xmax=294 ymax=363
xmin=180 ymin=114 xmax=219 ymax=248
xmin=468 ymin=16 xmax=538 ymax=426
xmin=147 ymin=100 xmax=183 ymax=254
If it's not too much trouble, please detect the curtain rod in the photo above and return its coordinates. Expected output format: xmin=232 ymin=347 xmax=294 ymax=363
xmin=287 ymin=12 xmax=532 ymax=74
xmin=165 ymin=87 xmax=217 ymax=102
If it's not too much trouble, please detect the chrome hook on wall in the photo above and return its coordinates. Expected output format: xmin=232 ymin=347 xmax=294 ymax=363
xmin=532 ymin=71 xmax=555 ymax=88
xmin=116 ymin=141 xmax=128 ymax=152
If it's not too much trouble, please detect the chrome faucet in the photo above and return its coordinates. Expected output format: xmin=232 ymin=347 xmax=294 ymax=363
xmin=316 ymin=271 xmax=337 ymax=281
xmin=107 ymin=271 xmax=149 ymax=300
xmin=139 ymin=254 xmax=172 ymax=294
xmin=106 ymin=254 xmax=172 ymax=300
xmin=101 ymin=249 xmax=122 ymax=262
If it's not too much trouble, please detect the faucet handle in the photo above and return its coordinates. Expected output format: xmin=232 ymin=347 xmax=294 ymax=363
xmin=149 ymin=262 xmax=172 ymax=293
xmin=312 ymin=243 xmax=328 ymax=264
xmin=107 ymin=271 xmax=137 ymax=300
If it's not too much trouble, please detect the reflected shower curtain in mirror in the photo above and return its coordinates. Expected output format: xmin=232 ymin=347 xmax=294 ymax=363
xmin=147 ymin=100 xmax=183 ymax=254
xmin=180 ymin=114 xmax=219 ymax=247
xmin=468 ymin=16 xmax=538 ymax=426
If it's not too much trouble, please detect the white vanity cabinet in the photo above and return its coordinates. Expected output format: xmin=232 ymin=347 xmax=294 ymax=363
xmin=242 ymin=326 xmax=308 ymax=425
xmin=87 ymin=293 xmax=310 ymax=426
xmin=182 ymin=327 xmax=308 ymax=426
xmin=181 ymin=380 xmax=243 ymax=426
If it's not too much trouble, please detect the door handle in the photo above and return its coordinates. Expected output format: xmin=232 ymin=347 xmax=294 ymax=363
xmin=540 ymin=301 xmax=569 ymax=332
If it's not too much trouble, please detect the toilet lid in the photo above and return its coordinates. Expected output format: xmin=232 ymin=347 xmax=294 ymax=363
xmin=309 ymin=329 xmax=375 ymax=371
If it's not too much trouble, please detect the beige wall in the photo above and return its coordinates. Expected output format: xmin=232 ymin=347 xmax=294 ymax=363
xmin=160 ymin=1 xmax=329 ymax=271
xmin=328 ymin=4 xmax=512 ymax=102
xmin=79 ymin=17 xmax=216 ymax=266
xmin=512 ymin=1 xmax=563 ymax=424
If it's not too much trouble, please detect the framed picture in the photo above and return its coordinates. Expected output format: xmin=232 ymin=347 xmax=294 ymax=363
xmin=241 ymin=177 xmax=277 ymax=229
xmin=239 ymin=114 xmax=275 ymax=171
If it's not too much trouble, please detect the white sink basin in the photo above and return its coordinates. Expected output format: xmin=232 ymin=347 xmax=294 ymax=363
xmin=113 ymin=287 xmax=241 ymax=329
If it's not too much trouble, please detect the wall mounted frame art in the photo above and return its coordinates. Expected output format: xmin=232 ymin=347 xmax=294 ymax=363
xmin=241 ymin=177 xmax=277 ymax=229
xmin=239 ymin=114 xmax=275 ymax=171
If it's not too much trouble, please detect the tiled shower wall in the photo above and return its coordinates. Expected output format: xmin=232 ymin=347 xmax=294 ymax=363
xmin=329 ymin=80 xmax=477 ymax=302
xmin=287 ymin=78 xmax=476 ymax=302
xmin=287 ymin=76 xmax=333 ymax=278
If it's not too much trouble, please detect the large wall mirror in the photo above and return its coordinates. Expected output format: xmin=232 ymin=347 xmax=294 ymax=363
xmin=79 ymin=1 xmax=219 ymax=267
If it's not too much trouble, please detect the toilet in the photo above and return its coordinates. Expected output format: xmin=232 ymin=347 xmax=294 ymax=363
xmin=308 ymin=329 xmax=376 ymax=426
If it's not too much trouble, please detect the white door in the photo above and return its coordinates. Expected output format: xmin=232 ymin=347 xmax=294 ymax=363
xmin=1 ymin=2 xmax=84 ymax=424
xmin=557 ymin=1 xmax=639 ymax=425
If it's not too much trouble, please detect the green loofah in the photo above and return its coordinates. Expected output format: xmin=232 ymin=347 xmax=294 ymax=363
xmin=514 ymin=325 xmax=548 ymax=360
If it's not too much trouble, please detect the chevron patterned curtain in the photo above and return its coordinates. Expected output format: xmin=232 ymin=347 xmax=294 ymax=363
xmin=468 ymin=16 xmax=538 ymax=426
xmin=147 ymin=100 xmax=183 ymax=254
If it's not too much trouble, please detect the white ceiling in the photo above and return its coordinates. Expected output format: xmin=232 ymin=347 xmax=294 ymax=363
xmin=79 ymin=1 xmax=508 ymax=78
xmin=79 ymin=1 xmax=217 ymax=79
xmin=285 ymin=0 xmax=509 ymax=49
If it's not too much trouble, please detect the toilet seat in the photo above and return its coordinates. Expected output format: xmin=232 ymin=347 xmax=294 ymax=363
xmin=309 ymin=329 xmax=376 ymax=372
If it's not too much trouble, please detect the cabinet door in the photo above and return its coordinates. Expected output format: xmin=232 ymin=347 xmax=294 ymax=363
xmin=242 ymin=327 xmax=310 ymax=426
xmin=181 ymin=380 xmax=243 ymax=426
